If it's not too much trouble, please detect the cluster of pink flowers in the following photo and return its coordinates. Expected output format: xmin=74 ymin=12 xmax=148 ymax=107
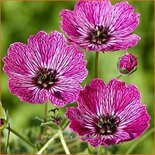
xmin=3 ymin=0 xmax=150 ymax=147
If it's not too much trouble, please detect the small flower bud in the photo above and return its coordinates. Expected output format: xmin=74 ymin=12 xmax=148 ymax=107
xmin=49 ymin=108 xmax=62 ymax=125
xmin=118 ymin=53 xmax=138 ymax=75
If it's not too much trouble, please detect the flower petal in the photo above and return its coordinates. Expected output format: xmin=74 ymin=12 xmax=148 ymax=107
xmin=3 ymin=43 xmax=38 ymax=77
xmin=9 ymin=76 xmax=47 ymax=103
xmin=110 ymin=2 xmax=140 ymax=35
xmin=66 ymin=107 xmax=93 ymax=136
xmin=50 ymin=45 xmax=88 ymax=82
xmin=75 ymin=0 xmax=113 ymax=26
xmin=28 ymin=31 xmax=66 ymax=68
xmin=113 ymin=105 xmax=150 ymax=142
xmin=60 ymin=10 xmax=81 ymax=37
xmin=78 ymin=78 xmax=106 ymax=115
xmin=106 ymin=34 xmax=140 ymax=51
xmin=48 ymin=78 xmax=81 ymax=107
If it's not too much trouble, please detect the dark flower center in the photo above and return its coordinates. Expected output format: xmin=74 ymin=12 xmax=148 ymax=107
xmin=88 ymin=25 xmax=109 ymax=45
xmin=96 ymin=115 xmax=120 ymax=135
xmin=34 ymin=68 xmax=58 ymax=89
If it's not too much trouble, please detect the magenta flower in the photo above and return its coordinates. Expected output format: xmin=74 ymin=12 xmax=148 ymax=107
xmin=3 ymin=31 xmax=88 ymax=107
xmin=60 ymin=0 xmax=140 ymax=52
xmin=67 ymin=79 xmax=150 ymax=146
xmin=118 ymin=53 xmax=138 ymax=75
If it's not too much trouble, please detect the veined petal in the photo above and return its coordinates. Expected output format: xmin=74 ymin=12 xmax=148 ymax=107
xmin=9 ymin=76 xmax=48 ymax=103
xmin=109 ymin=2 xmax=140 ymax=35
xmin=67 ymin=107 xmax=94 ymax=136
xmin=48 ymin=78 xmax=82 ymax=107
xmin=27 ymin=31 xmax=67 ymax=68
xmin=78 ymin=78 xmax=106 ymax=115
xmin=50 ymin=45 xmax=88 ymax=82
xmin=3 ymin=43 xmax=38 ymax=77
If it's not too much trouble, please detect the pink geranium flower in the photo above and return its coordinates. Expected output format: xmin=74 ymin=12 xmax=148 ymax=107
xmin=67 ymin=79 xmax=150 ymax=146
xmin=3 ymin=31 xmax=88 ymax=107
xmin=60 ymin=0 xmax=140 ymax=52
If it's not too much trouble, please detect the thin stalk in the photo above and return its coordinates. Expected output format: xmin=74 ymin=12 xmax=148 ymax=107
xmin=44 ymin=102 xmax=48 ymax=123
xmin=59 ymin=129 xmax=71 ymax=154
xmin=42 ymin=102 xmax=48 ymax=134
xmin=5 ymin=124 xmax=11 ymax=153
xmin=34 ymin=116 xmax=44 ymax=122
xmin=125 ymin=128 xmax=154 ymax=154
xmin=62 ymin=120 xmax=70 ymax=130
xmin=53 ymin=140 xmax=79 ymax=154
xmin=6 ymin=126 xmax=35 ymax=149
xmin=37 ymin=131 xmax=60 ymax=154
xmin=41 ymin=121 xmax=53 ymax=126
xmin=104 ymin=147 xmax=108 ymax=154
xmin=95 ymin=52 xmax=99 ymax=77
xmin=98 ymin=145 xmax=103 ymax=154
xmin=37 ymin=110 xmax=70 ymax=154
xmin=49 ymin=137 xmax=78 ymax=151
xmin=116 ymin=74 xmax=122 ymax=79
xmin=88 ymin=144 xmax=94 ymax=154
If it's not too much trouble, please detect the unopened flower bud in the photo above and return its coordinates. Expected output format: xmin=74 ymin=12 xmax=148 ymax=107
xmin=49 ymin=108 xmax=62 ymax=125
xmin=118 ymin=53 xmax=138 ymax=75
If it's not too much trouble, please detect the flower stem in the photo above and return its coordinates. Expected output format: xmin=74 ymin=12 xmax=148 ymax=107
xmin=59 ymin=129 xmax=71 ymax=154
xmin=116 ymin=74 xmax=122 ymax=79
xmin=37 ymin=120 xmax=70 ymax=154
xmin=125 ymin=128 xmax=154 ymax=154
xmin=95 ymin=52 xmax=99 ymax=78
xmin=6 ymin=126 xmax=35 ymax=149
xmin=52 ymin=140 xmax=79 ymax=154
xmin=98 ymin=146 xmax=108 ymax=155
xmin=62 ymin=120 xmax=70 ymax=130
xmin=44 ymin=102 xmax=48 ymax=123
xmin=98 ymin=145 xmax=103 ymax=154
xmin=104 ymin=147 xmax=108 ymax=154
xmin=5 ymin=124 xmax=11 ymax=153
xmin=43 ymin=102 xmax=48 ymax=133
xmin=37 ymin=131 xmax=60 ymax=154
xmin=88 ymin=144 xmax=93 ymax=154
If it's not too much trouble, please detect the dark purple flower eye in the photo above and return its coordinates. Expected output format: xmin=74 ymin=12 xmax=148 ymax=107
xmin=87 ymin=26 xmax=109 ymax=45
xmin=96 ymin=114 xmax=120 ymax=135
xmin=60 ymin=0 xmax=141 ymax=52
xmin=66 ymin=78 xmax=150 ymax=147
xmin=3 ymin=31 xmax=88 ymax=107
xmin=118 ymin=53 xmax=138 ymax=75
xmin=34 ymin=68 xmax=58 ymax=89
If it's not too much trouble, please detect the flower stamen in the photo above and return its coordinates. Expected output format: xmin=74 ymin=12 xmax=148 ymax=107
xmin=89 ymin=25 xmax=109 ymax=45
xmin=97 ymin=115 xmax=120 ymax=135
xmin=34 ymin=68 xmax=58 ymax=89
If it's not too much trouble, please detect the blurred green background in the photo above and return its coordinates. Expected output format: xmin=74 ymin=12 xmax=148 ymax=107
xmin=1 ymin=0 xmax=154 ymax=154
